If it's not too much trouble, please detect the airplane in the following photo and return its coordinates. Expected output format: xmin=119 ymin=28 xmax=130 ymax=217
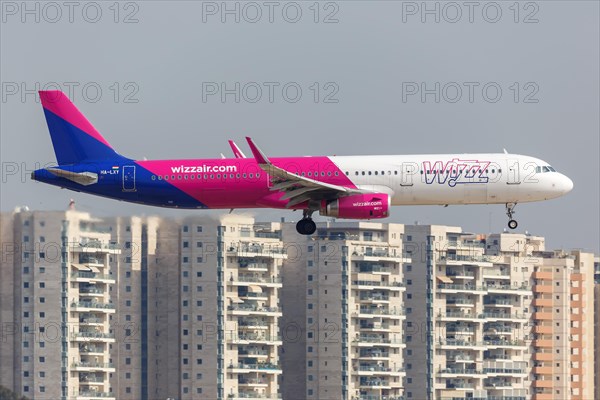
xmin=32 ymin=90 xmax=573 ymax=235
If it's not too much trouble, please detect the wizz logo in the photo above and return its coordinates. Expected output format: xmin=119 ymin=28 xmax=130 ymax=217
xmin=423 ymin=159 xmax=490 ymax=187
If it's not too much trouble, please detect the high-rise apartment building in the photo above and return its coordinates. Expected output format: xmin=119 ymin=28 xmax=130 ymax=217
xmin=1 ymin=209 xmax=596 ymax=400
xmin=281 ymin=221 xmax=407 ymax=400
xmin=0 ymin=209 xmax=120 ymax=400
xmin=1 ymin=210 xmax=287 ymax=400
xmin=527 ymin=249 xmax=595 ymax=400
xmin=402 ymin=226 xmax=534 ymax=400
xmin=402 ymin=226 xmax=596 ymax=400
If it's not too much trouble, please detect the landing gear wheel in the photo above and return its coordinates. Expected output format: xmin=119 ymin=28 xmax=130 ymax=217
xmin=296 ymin=218 xmax=316 ymax=235
xmin=505 ymin=203 xmax=518 ymax=230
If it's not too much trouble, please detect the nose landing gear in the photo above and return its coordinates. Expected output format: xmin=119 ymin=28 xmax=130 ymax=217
xmin=506 ymin=203 xmax=518 ymax=230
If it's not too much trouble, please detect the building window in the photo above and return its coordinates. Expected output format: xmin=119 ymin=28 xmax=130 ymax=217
xmin=196 ymin=226 xmax=202 ymax=232
xmin=183 ymin=226 xmax=189 ymax=232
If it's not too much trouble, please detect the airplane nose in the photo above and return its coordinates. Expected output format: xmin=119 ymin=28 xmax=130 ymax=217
xmin=558 ymin=174 xmax=574 ymax=194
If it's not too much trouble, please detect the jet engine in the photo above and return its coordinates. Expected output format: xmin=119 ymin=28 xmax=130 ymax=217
xmin=319 ymin=193 xmax=390 ymax=219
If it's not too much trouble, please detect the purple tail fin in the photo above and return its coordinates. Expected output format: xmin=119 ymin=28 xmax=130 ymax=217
xmin=39 ymin=91 xmax=125 ymax=165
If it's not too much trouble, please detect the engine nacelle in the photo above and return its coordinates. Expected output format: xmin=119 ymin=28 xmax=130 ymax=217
xmin=319 ymin=193 xmax=390 ymax=220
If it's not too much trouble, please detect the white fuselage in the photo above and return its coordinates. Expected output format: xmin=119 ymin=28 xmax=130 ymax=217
xmin=331 ymin=153 xmax=573 ymax=206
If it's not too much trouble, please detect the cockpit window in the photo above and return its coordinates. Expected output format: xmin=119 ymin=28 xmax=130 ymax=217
xmin=536 ymin=165 xmax=557 ymax=173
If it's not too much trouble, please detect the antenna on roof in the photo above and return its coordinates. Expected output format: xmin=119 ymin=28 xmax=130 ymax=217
xmin=503 ymin=148 xmax=508 ymax=154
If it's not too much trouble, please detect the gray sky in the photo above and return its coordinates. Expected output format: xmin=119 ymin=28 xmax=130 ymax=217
xmin=1 ymin=1 xmax=598 ymax=252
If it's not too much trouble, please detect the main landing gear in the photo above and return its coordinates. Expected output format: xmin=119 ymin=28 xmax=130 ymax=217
xmin=296 ymin=210 xmax=316 ymax=235
xmin=505 ymin=203 xmax=518 ymax=230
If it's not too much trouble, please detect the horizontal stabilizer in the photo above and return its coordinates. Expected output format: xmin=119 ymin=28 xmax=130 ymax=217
xmin=46 ymin=168 xmax=98 ymax=186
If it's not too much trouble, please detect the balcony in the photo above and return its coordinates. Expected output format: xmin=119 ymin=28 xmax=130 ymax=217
xmin=482 ymin=269 xmax=511 ymax=279
xmin=533 ymin=325 xmax=552 ymax=334
xmin=358 ymin=350 xmax=389 ymax=359
xmin=359 ymin=378 xmax=391 ymax=389
xmin=78 ymin=345 xmax=105 ymax=354
xmin=356 ymin=263 xmax=394 ymax=275
xmin=484 ymin=299 xmax=514 ymax=307
xmin=238 ymin=378 xmax=269 ymax=387
xmin=533 ymin=366 xmax=553 ymax=374
xmin=360 ymin=322 xmax=391 ymax=331
xmin=438 ymin=367 xmax=483 ymax=376
xmin=228 ymin=305 xmax=281 ymax=316
xmin=79 ymin=317 xmax=104 ymax=325
xmin=446 ymin=298 xmax=476 ymax=307
xmin=71 ymin=301 xmax=115 ymax=312
xmin=352 ymin=280 xmax=404 ymax=290
xmin=230 ymin=275 xmax=282 ymax=286
xmin=71 ymin=362 xmax=115 ymax=371
xmin=438 ymin=254 xmax=491 ymax=264
xmin=228 ymin=245 xmax=286 ymax=258
xmin=355 ymin=365 xmax=405 ymax=374
xmin=232 ymin=334 xmax=282 ymax=344
xmin=484 ymin=367 xmax=527 ymax=375
xmin=438 ymin=339 xmax=486 ymax=348
xmin=73 ymin=331 xmax=116 ymax=342
xmin=79 ymin=287 xmax=105 ymax=296
xmin=533 ymin=352 xmax=553 ymax=361
xmin=228 ymin=362 xmax=282 ymax=373
xmin=227 ymin=394 xmax=281 ymax=399
xmin=482 ymin=312 xmax=528 ymax=321
xmin=238 ymin=320 xmax=270 ymax=329
xmin=483 ymin=338 xmax=526 ymax=348
xmin=239 ymin=292 xmax=269 ymax=301
xmin=532 ymin=298 xmax=552 ymax=307
xmin=77 ymin=391 xmax=115 ymax=399
xmin=359 ymin=293 xmax=390 ymax=303
xmin=239 ymin=262 xmax=269 ymax=272
xmin=533 ymin=312 xmax=553 ymax=320
xmin=446 ymin=270 xmax=476 ymax=279
xmin=71 ymin=271 xmax=115 ymax=282
xmin=238 ymin=348 xmax=269 ymax=358
xmin=533 ymin=284 xmax=553 ymax=294
xmin=354 ymin=308 xmax=405 ymax=318
xmin=352 ymin=336 xmax=404 ymax=346
xmin=484 ymin=379 xmax=513 ymax=389
xmin=437 ymin=311 xmax=479 ymax=321
xmin=486 ymin=284 xmax=531 ymax=293
xmin=437 ymin=283 xmax=486 ymax=293
xmin=532 ymin=271 xmax=553 ymax=280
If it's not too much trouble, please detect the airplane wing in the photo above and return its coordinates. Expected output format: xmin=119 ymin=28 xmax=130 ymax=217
xmin=229 ymin=140 xmax=247 ymax=158
xmin=245 ymin=137 xmax=366 ymax=207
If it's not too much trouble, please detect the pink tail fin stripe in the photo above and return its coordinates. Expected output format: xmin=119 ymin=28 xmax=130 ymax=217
xmin=39 ymin=91 xmax=112 ymax=149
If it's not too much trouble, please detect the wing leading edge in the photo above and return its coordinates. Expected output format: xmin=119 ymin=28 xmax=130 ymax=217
xmin=245 ymin=137 xmax=366 ymax=207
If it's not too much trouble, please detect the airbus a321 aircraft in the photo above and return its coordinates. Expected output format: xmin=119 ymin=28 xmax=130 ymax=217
xmin=32 ymin=91 xmax=573 ymax=235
